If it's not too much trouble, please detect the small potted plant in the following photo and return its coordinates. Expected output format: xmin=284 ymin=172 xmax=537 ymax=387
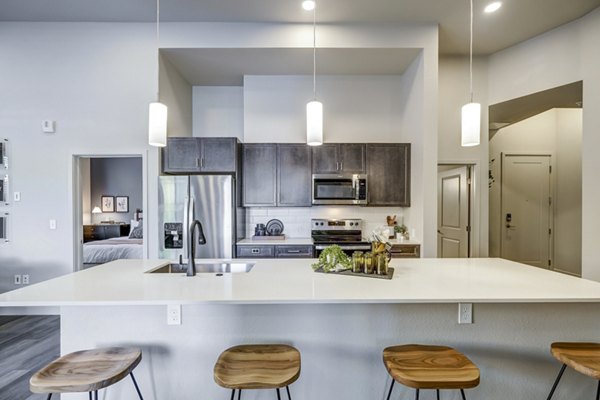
xmin=394 ymin=224 xmax=409 ymax=241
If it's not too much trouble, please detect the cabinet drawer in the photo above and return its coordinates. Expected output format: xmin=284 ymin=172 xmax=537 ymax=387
xmin=276 ymin=245 xmax=314 ymax=258
xmin=390 ymin=244 xmax=420 ymax=258
xmin=236 ymin=245 xmax=275 ymax=258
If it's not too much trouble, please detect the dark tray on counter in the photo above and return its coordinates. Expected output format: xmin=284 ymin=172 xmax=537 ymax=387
xmin=314 ymin=267 xmax=395 ymax=280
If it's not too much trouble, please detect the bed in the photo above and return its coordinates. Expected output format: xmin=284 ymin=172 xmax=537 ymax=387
xmin=83 ymin=237 xmax=143 ymax=266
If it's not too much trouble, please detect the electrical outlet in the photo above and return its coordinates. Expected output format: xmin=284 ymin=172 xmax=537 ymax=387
xmin=458 ymin=303 xmax=473 ymax=324
xmin=167 ymin=304 xmax=182 ymax=325
xmin=14 ymin=275 xmax=21 ymax=285
xmin=22 ymin=274 xmax=30 ymax=285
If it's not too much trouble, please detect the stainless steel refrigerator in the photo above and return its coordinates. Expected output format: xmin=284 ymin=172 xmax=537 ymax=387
xmin=158 ymin=175 xmax=245 ymax=260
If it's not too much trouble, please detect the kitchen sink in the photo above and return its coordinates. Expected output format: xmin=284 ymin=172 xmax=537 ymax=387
xmin=148 ymin=262 xmax=254 ymax=274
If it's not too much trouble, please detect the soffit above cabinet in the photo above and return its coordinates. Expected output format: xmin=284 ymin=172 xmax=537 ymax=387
xmin=161 ymin=48 xmax=422 ymax=86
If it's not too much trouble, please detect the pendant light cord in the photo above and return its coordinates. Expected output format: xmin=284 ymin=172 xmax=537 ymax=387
xmin=156 ymin=0 xmax=161 ymax=102
xmin=312 ymin=2 xmax=317 ymax=100
xmin=469 ymin=0 xmax=473 ymax=103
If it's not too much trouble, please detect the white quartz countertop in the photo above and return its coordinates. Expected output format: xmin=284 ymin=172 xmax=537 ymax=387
xmin=2 ymin=258 xmax=600 ymax=306
xmin=236 ymin=238 xmax=314 ymax=245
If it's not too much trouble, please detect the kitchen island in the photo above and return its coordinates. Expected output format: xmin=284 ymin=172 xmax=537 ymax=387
xmin=2 ymin=258 xmax=600 ymax=399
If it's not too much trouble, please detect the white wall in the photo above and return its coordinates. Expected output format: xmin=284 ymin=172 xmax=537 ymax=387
xmin=438 ymin=56 xmax=489 ymax=257
xmin=160 ymin=54 xmax=193 ymax=137
xmin=488 ymin=109 xmax=582 ymax=275
xmin=488 ymin=7 xmax=600 ymax=280
xmin=193 ymin=86 xmax=243 ymax=140
xmin=0 ymin=22 xmax=160 ymax=293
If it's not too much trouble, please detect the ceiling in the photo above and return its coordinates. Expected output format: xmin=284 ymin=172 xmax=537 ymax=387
xmin=163 ymin=48 xmax=422 ymax=85
xmin=489 ymin=81 xmax=583 ymax=138
xmin=1 ymin=0 xmax=599 ymax=55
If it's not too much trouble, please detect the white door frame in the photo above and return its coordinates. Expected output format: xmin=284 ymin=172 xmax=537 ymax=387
xmin=437 ymin=160 xmax=481 ymax=257
xmin=69 ymin=152 xmax=149 ymax=272
xmin=500 ymin=152 xmax=555 ymax=269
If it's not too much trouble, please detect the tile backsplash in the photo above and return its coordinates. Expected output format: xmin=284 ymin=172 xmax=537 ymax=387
xmin=246 ymin=207 xmax=407 ymax=239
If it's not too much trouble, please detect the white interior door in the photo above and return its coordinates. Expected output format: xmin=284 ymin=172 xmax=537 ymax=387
xmin=437 ymin=166 xmax=470 ymax=258
xmin=501 ymin=154 xmax=551 ymax=268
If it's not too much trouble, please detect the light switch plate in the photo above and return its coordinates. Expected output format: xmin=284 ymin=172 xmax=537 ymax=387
xmin=42 ymin=120 xmax=56 ymax=133
xmin=49 ymin=219 xmax=57 ymax=230
xmin=14 ymin=192 xmax=20 ymax=202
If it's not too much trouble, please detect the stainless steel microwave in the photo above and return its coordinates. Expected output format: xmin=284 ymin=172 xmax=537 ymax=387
xmin=312 ymin=174 xmax=367 ymax=205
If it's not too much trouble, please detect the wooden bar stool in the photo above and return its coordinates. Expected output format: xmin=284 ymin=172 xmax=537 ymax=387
xmin=383 ymin=344 xmax=480 ymax=400
xmin=30 ymin=347 xmax=144 ymax=400
xmin=214 ymin=344 xmax=301 ymax=400
xmin=546 ymin=342 xmax=600 ymax=400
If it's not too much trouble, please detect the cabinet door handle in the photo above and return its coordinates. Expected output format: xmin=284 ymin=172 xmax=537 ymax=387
xmin=196 ymin=158 xmax=200 ymax=168
xmin=340 ymin=162 xmax=343 ymax=171
xmin=287 ymin=250 xmax=301 ymax=253
xmin=201 ymin=158 xmax=205 ymax=168
xmin=336 ymin=162 xmax=339 ymax=171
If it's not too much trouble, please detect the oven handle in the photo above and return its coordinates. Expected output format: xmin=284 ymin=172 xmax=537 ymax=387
xmin=315 ymin=245 xmax=372 ymax=251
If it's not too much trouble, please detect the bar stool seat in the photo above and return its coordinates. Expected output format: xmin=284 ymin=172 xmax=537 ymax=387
xmin=383 ymin=344 xmax=480 ymax=400
xmin=30 ymin=347 xmax=144 ymax=400
xmin=214 ymin=344 xmax=300 ymax=399
xmin=547 ymin=342 xmax=600 ymax=400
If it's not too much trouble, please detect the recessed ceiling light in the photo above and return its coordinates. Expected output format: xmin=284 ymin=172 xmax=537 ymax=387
xmin=484 ymin=2 xmax=502 ymax=13
xmin=302 ymin=1 xmax=316 ymax=11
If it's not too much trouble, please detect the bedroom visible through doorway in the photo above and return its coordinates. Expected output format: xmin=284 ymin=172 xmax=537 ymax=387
xmin=77 ymin=156 xmax=144 ymax=270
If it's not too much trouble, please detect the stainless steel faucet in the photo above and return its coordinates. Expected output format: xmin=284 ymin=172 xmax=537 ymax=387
xmin=187 ymin=220 xmax=207 ymax=277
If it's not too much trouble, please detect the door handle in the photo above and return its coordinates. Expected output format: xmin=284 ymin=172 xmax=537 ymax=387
xmin=437 ymin=230 xmax=442 ymax=234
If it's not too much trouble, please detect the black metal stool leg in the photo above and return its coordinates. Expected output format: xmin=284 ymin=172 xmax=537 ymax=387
xmin=415 ymin=388 xmax=420 ymax=400
xmin=46 ymin=394 xmax=52 ymax=400
xmin=276 ymin=388 xmax=282 ymax=400
xmin=460 ymin=388 xmax=466 ymax=400
xmin=546 ymin=364 xmax=567 ymax=400
xmin=130 ymin=372 xmax=144 ymax=400
xmin=230 ymin=389 xmax=236 ymax=400
xmin=94 ymin=390 xmax=98 ymax=400
xmin=286 ymin=386 xmax=292 ymax=400
xmin=596 ymin=380 xmax=599 ymax=400
xmin=386 ymin=379 xmax=395 ymax=400
xmin=238 ymin=389 xmax=242 ymax=400
xmin=89 ymin=392 xmax=92 ymax=400
xmin=437 ymin=389 xmax=440 ymax=400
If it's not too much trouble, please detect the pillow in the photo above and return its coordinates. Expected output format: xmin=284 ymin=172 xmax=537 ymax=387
xmin=129 ymin=220 xmax=140 ymax=235
xmin=129 ymin=220 xmax=143 ymax=239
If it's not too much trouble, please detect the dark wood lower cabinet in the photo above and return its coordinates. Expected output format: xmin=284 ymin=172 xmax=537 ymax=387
xmin=83 ymin=224 xmax=130 ymax=243
xmin=390 ymin=244 xmax=420 ymax=258
xmin=236 ymin=245 xmax=314 ymax=258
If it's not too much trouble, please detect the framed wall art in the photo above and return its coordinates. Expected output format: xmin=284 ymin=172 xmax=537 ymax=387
xmin=101 ymin=196 xmax=114 ymax=213
xmin=116 ymin=196 xmax=129 ymax=213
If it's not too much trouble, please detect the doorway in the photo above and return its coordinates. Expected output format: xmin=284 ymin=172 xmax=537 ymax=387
xmin=437 ymin=164 xmax=472 ymax=258
xmin=72 ymin=155 xmax=147 ymax=271
xmin=500 ymin=154 xmax=552 ymax=268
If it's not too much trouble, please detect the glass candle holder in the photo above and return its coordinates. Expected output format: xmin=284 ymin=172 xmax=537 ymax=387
xmin=363 ymin=252 xmax=374 ymax=274
xmin=352 ymin=251 xmax=364 ymax=274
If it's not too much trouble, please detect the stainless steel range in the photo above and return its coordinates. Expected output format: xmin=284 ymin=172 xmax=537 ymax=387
xmin=311 ymin=218 xmax=371 ymax=257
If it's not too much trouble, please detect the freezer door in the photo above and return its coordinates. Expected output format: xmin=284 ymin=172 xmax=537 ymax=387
xmin=158 ymin=176 xmax=189 ymax=260
xmin=189 ymin=175 xmax=234 ymax=259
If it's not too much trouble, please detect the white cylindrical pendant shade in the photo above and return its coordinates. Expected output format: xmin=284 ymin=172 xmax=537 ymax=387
xmin=461 ymin=102 xmax=481 ymax=147
xmin=306 ymin=100 xmax=323 ymax=146
xmin=149 ymin=102 xmax=168 ymax=147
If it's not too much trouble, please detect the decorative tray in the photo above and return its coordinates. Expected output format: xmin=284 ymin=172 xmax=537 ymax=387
xmin=252 ymin=235 xmax=286 ymax=240
xmin=314 ymin=267 xmax=394 ymax=280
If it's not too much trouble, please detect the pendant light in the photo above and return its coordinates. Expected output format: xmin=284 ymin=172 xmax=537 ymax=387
xmin=461 ymin=0 xmax=481 ymax=147
xmin=149 ymin=0 xmax=167 ymax=147
xmin=306 ymin=0 xmax=323 ymax=146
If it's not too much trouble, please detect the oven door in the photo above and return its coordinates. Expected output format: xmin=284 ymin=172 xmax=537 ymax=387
xmin=314 ymin=243 xmax=372 ymax=257
xmin=312 ymin=174 xmax=366 ymax=205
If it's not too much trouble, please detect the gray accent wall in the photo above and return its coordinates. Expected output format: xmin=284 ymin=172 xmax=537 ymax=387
xmin=90 ymin=158 xmax=142 ymax=224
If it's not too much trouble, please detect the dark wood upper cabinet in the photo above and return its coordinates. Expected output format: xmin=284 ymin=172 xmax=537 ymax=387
xmin=339 ymin=144 xmax=366 ymax=173
xmin=200 ymin=138 xmax=238 ymax=173
xmin=277 ymin=144 xmax=312 ymax=207
xmin=312 ymin=144 xmax=365 ymax=174
xmin=312 ymin=144 xmax=339 ymax=174
xmin=163 ymin=138 xmax=202 ymax=172
xmin=242 ymin=144 xmax=277 ymax=207
xmin=162 ymin=137 xmax=239 ymax=174
xmin=366 ymin=143 xmax=410 ymax=206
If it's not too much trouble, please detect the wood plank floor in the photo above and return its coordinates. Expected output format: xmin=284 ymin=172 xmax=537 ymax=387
xmin=0 ymin=316 xmax=60 ymax=400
